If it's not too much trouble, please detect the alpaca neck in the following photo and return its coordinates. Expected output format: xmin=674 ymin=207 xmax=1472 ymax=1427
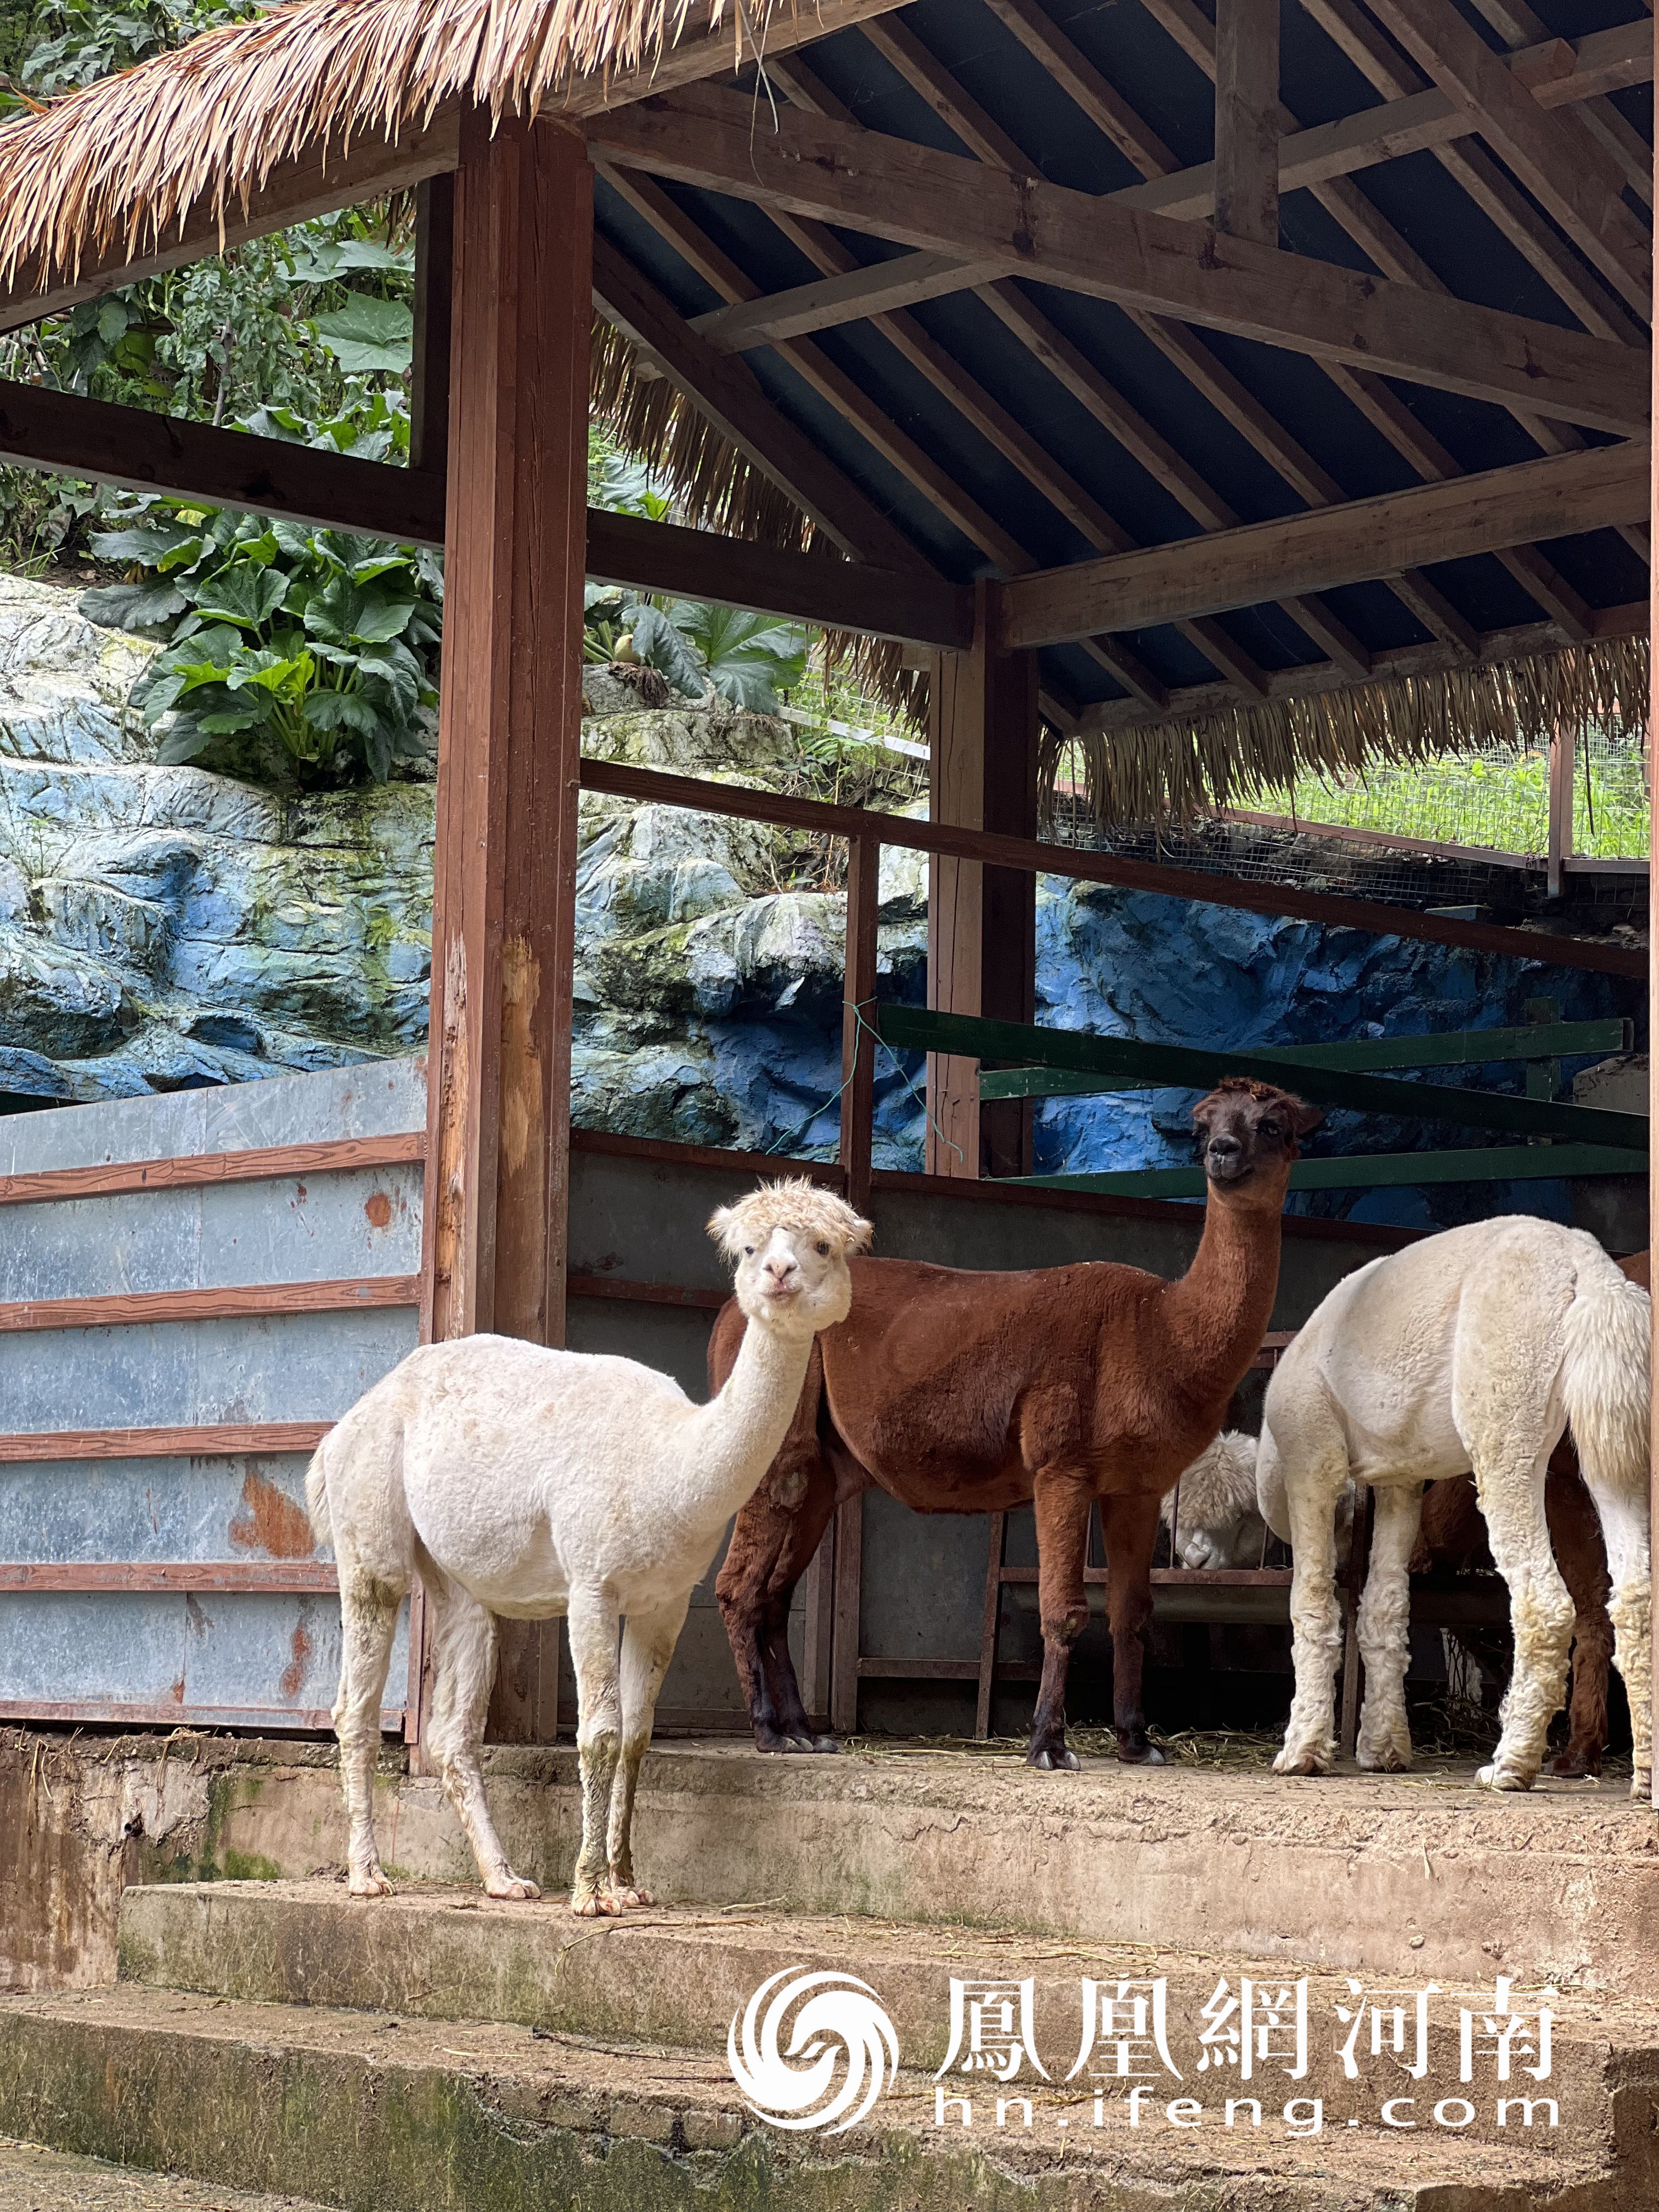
xmin=678 ymin=1312 xmax=817 ymax=1534
xmin=1161 ymin=1182 xmax=1286 ymax=1397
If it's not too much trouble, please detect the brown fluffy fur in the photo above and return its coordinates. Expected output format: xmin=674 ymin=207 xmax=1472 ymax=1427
xmin=713 ymin=1079 xmax=1321 ymax=1768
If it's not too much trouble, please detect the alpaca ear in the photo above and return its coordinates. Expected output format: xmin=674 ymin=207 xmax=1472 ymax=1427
xmin=842 ymin=1208 xmax=874 ymax=1255
xmin=707 ymin=1204 xmax=742 ymax=1259
xmin=1291 ymin=1101 xmax=1325 ymax=1136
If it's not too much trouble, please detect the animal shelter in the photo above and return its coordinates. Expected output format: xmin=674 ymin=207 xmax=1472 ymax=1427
xmin=0 ymin=1 xmax=1655 ymax=2205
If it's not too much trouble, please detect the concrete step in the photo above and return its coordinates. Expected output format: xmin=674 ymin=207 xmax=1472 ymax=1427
xmin=0 ymin=1984 xmax=1620 ymax=2212
xmin=0 ymin=2136 xmax=329 ymax=2211
xmin=119 ymin=1879 xmax=1657 ymax=2156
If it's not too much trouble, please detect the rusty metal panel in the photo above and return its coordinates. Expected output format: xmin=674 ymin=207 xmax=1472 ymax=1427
xmin=0 ymin=1058 xmax=426 ymax=1733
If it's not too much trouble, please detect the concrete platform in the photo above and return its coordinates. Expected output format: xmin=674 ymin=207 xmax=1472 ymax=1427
xmin=0 ymin=2137 xmax=329 ymax=2211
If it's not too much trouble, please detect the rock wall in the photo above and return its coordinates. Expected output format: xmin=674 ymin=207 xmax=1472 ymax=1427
xmin=0 ymin=575 xmax=1641 ymax=1236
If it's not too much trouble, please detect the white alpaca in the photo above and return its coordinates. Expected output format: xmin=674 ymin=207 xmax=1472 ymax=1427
xmin=306 ymin=1179 xmax=871 ymax=1914
xmin=1163 ymin=1430 xmax=1271 ymax=1568
xmin=1257 ymin=1217 xmax=1650 ymax=1795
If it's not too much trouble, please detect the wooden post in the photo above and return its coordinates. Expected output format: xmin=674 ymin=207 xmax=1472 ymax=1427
xmin=925 ymin=583 xmax=1040 ymax=1180
xmin=1649 ymin=36 xmax=1657 ymax=1812
xmin=1547 ymin=721 xmax=1575 ymax=899
xmin=830 ymin=1491 xmax=864 ymax=1738
xmin=840 ymin=833 xmax=880 ymax=1217
xmin=975 ymin=1510 xmax=1008 ymax=1739
xmin=409 ymin=175 xmax=453 ymax=480
xmin=419 ymin=108 xmax=591 ymax=1750
xmin=1215 ymin=0 xmax=1280 ymax=246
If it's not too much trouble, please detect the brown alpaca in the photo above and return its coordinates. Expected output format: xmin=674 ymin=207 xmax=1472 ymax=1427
xmin=713 ymin=1079 xmax=1322 ymax=1770
xmin=1413 ymin=1248 xmax=1646 ymax=1779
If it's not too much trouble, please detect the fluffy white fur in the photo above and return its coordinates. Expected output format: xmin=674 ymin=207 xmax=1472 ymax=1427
xmin=1163 ymin=1431 xmax=1269 ymax=1568
xmin=307 ymin=1178 xmax=871 ymax=1914
xmin=1257 ymin=1217 xmax=1650 ymax=1795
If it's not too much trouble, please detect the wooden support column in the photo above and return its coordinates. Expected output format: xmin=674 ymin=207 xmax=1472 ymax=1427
xmin=926 ymin=584 xmax=1040 ymax=1180
xmin=420 ymin=108 xmax=591 ymax=1749
xmin=1214 ymin=0 xmax=1282 ymax=245
xmin=1649 ymin=21 xmax=1657 ymax=1813
xmin=1547 ymin=722 xmax=1575 ymax=899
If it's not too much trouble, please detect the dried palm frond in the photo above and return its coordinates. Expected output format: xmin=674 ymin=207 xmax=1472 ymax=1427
xmin=0 ymin=0 xmax=804 ymax=287
xmin=1046 ymin=635 xmax=1650 ymax=830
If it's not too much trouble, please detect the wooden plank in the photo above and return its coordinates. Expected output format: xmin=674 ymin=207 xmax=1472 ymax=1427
xmin=840 ymin=835 xmax=881 ymax=1217
xmin=585 ymin=507 xmax=972 ymax=647
xmin=424 ymin=112 xmax=591 ymax=1751
xmin=999 ymin=442 xmax=1649 ymax=652
xmin=566 ymin=1273 xmax=727 ymax=1311
xmin=877 ymin=1006 xmax=1649 ymax=1149
xmin=578 ymin=757 xmax=1648 ymax=978
xmin=1020 ymin=1144 xmax=1648 ymax=1199
xmin=1215 ymin=0 xmax=1280 ymax=244
xmin=0 ymin=1276 xmax=418 ymax=1334
xmin=0 ymin=379 xmax=445 ymax=544
xmin=588 ymin=87 xmax=1651 ymax=434
xmin=0 ymin=1562 xmax=340 ymax=1593
xmin=0 ymin=1133 xmax=425 ymax=1209
xmin=690 ymin=250 xmax=983 ymax=348
xmin=800 ymin=1530 xmax=835 ymax=1731
xmin=830 ymin=1494 xmax=864 ymax=1736
xmin=0 ymin=1423 xmax=331 ymax=1464
xmin=976 ymin=1510 xmax=1007 ymax=1739
xmin=1548 ymin=724 xmax=1576 ymax=900
xmin=856 ymin=1657 xmax=982 ymax=1679
xmin=1367 ymin=0 xmax=1651 ymax=318
xmin=590 ymin=235 xmax=924 ymax=571
xmin=980 ymin=1018 xmax=1631 ymax=1091
xmin=927 ymin=648 xmax=984 ymax=1181
xmin=570 ymin=1124 xmax=843 ymax=1183
xmin=0 ymin=1700 xmax=340 ymax=1730
xmin=1649 ymin=129 xmax=1658 ymax=1814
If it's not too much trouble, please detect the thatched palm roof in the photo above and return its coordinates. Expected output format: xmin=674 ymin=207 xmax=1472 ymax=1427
xmin=0 ymin=1 xmax=766 ymax=286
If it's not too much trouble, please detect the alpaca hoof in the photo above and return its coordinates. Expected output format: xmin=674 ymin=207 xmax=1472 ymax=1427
xmin=1118 ymin=1740 xmax=1165 ymax=1767
xmin=1028 ymin=1743 xmax=1080 ymax=1771
xmin=487 ymin=1873 xmax=541 ymax=1901
xmin=781 ymin=1734 xmax=819 ymax=1753
xmin=1357 ymin=1742 xmax=1412 ymax=1774
xmin=1550 ymin=1748 xmax=1600 ymax=1780
xmin=1476 ymin=1761 xmax=1536 ymax=1792
xmin=808 ymin=1734 xmax=840 ymax=1753
xmin=1631 ymin=1771 xmax=1652 ymax=1802
xmin=610 ymin=1885 xmax=653 ymax=1909
xmin=347 ymin=1868 xmax=393 ymax=1898
xmin=571 ymin=1889 xmax=621 ymax=1918
xmin=1272 ymin=1744 xmax=1334 ymax=1777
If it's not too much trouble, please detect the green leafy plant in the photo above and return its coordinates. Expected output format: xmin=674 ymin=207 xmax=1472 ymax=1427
xmin=584 ymin=588 xmax=806 ymax=716
xmin=89 ymin=499 xmax=440 ymax=789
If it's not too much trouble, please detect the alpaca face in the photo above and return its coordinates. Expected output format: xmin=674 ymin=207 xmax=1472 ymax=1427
xmin=1190 ymin=1077 xmax=1323 ymax=1199
xmin=709 ymin=1180 xmax=872 ymax=1336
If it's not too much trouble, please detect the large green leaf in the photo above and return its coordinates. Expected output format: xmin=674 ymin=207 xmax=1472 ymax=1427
xmin=190 ymin=563 xmax=289 ymax=632
xmin=303 ymin=574 xmax=415 ymax=648
xmin=672 ymin=602 xmax=807 ymax=713
xmin=79 ymin=579 xmax=188 ymax=632
xmin=309 ymin=293 xmax=414 ymax=375
xmin=627 ymin=604 xmax=706 ymax=698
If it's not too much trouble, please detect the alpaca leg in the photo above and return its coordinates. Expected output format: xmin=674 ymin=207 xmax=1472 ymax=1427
xmin=1475 ymin=1442 xmax=1575 ymax=1792
xmin=1099 ymin=1489 xmax=1165 ymax=1766
xmin=1026 ymin=1471 xmax=1094 ymax=1771
xmin=423 ymin=1572 xmax=539 ymax=1899
xmin=608 ymin=1593 xmax=691 ymax=1907
xmin=332 ymin=1558 xmax=406 ymax=1897
xmin=1271 ymin=1425 xmax=1349 ymax=1777
xmin=1547 ymin=1475 xmax=1612 ymax=1779
xmin=1579 ymin=1482 xmax=1651 ymax=1801
xmin=1355 ymin=1483 xmax=1423 ymax=1773
xmin=567 ymin=1587 xmax=623 ymax=1916
xmin=718 ymin=1452 xmax=842 ymax=1753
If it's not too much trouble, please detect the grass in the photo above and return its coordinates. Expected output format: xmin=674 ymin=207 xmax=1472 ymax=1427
xmin=1263 ymin=738 xmax=1649 ymax=861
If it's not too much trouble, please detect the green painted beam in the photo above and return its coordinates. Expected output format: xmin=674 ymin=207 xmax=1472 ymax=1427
xmin=977 ymin=1017 xmax=1632 ymax=1101
xmin=1009 ymin=1143 xmax=1644 ymax=1200
xmin=875 ymin=1005 xmax=1648 ymax=1150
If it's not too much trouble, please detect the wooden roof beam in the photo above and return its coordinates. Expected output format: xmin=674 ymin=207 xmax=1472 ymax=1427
xmin=999 ymin=441 xmax=1649 ymax=650
xmin=586 ymin=87 xmax=1649 ymax=434
xmin=1364 ymin=0 xmax=1651 ymax=320
xmin=688 ymin=20 xmax=1654 ymax=349
xmin=0 ymin=374 xmax=972 ymax=644
xmin=1215 ymin=0 xmax=1281 ymax=245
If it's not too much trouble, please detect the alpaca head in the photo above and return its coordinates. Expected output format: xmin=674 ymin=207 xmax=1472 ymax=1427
xmin=709 ymin=1179 xmax=873 ymax=1336
xmin=1191 ymin=1079 xmax=1322 ymax=1206
xmin=1164 ymin=1431 xmax=1267 ymax=1568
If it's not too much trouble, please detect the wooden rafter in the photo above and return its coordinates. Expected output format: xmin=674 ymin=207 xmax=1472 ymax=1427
xmin=1000 ymin=442 xmax=1649 ymax=651
xmin=586 ymin=87 xmax=1649 ymax=434
xmin=1365 ymin=0 xmax=1651 ymax=319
